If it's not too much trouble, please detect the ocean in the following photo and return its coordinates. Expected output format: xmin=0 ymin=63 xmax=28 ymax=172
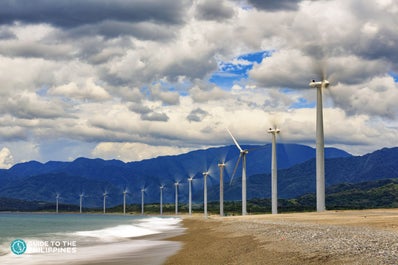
xmin=0 ymin=212 xmax=184 ymax=265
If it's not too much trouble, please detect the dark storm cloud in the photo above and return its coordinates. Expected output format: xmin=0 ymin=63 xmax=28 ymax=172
xmin=246 ymin=0 xmax=300 ymax=11
xmin=0 ymin=0 xmax=189 ymax=27
xmin=195 ymin=1 xmax=234 ymax=21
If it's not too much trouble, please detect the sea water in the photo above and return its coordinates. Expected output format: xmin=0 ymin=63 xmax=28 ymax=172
xmin=0 ymin=212 xmax=184 ymax=265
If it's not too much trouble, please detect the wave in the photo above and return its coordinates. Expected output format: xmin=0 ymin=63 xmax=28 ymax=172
xmin=0 ymin=216 xmax=184 ymax=265
xmin=73 ymin=217 xmax=182 ymax=242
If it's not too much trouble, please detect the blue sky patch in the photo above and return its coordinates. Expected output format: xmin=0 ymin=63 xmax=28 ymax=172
xmin=210 ymin=50 xmax=272 ymax=88
xmin=389 ymin=72 xmax=398 ymax=82
xmin=290 ymin=97 xmax=316 ymax=109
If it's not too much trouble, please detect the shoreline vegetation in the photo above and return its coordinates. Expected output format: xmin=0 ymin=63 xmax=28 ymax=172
xmin=165 ymin=209 xmax=398 ymax=265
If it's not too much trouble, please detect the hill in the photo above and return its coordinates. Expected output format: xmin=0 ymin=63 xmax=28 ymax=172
xmin=0 ymin=144 xmax=350 ymax=207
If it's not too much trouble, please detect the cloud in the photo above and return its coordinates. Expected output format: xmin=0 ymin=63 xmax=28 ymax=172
xmin=187 ymin=108 xmax=209 ymax=122
xmin=141 ymin=112 xmax=169 ymax=122
xmin=195 ymin=0 xmax=235 ymax=21
xmin=92 ymin=142 xmax=192 ymax=162
xmin=250 ymin=49 xmax=389 ymax=88
xmin=1 ymin=91 xmax=68 ymax=120
xmin=0 ymin=0 xmax=188 ymax=28
xmin=190 ymin=85 xmax=230 ymax=103
xmin=245 ymin=0 xmax=300 ymax=11
xmin=0 ymin=147 xmax=14 ymax=169
xmin=49 ymin=78 xmax=111 ymax=101
xmin=91 ymin=142 xmax=191 ymax=162
xmin=149 ymin=85 xmax=180 ymax=105
xmin=0 ymin=27 xmax=16 ymax=39
xmin=330 ymin=75 xmax=398 ymax=119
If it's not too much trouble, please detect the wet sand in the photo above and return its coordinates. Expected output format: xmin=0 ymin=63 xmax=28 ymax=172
xmin=165 ymin=209 xmax=398 ymax=265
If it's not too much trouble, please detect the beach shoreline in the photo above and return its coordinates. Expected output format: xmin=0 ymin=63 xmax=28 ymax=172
xmin=165 ymin=209 xmax=398 ymax=265
xmin=0 ymin=213 xmax=185 ymax=265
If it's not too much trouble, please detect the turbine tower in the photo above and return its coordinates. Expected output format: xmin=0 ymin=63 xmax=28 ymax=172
xmin=122 ymin=189 xmax=128 ymax=215
xmin=203 ymin=172 xmax=209 ymax=219
xmin=141 ymin=188 xmax=145 ymax=215
xmin=55 ymin=193 xmax=60 ymax=213
xmin=309 ymin=79 xmax=329 ymax=212
xmin=268 ymin=127 xmax=280 ymax=214
xmin=103 ymin=192 xmax=108 ymax=214
xmin=174 ymin=182 xmax=179 ymax=215
xmin=79 ymin=193 xmax=84 ymax=214
xmin=160 ymin=185 xmax=165 ymax=215
xmin=188 ymin=177 xmax=193 ymax=215
xmin=218 ymin=163 xmax=226 ymax=216
xmin=227 ymin=129 xmax=249 ymax=215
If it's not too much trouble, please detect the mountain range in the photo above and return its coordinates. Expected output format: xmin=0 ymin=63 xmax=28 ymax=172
xmin=0 ymin=144 xmax=396 ymax=209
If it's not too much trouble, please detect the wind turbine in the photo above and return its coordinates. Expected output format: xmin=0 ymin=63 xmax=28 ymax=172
xmin=174 ymin=182 xmax=179 ymax=215
xmin=268 ymin=127 xmax=280 ymax=214
xmin=227 ymin=129 xmax=249 ymax=216
xmin=141 ymin=188 xmax=145 ymax=215
xmin=202 ymin=172 xmax=209 ymax=219
xmin=160 ymin=185 xmax=165 ymax=215
xmin=188 ymin=177 xmax=194 ymax=215
xmin=122 ymin=188 xmax=128 ymax=215
xmin=55 ymin=193 xmax=60 ymax=213
xmin=103 ymin=191 xmax=108 ymax=214
xmin=309 ymin=77 xmax=329 ymax=212
xmin=218 ymin=162 xmax=226 ymax=216
xmin=79 ymin=193 xmax=85 ymax=214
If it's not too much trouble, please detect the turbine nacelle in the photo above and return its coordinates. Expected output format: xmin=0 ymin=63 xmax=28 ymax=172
xmin=268 ymin=128 xmax=280 ymax=134
xmin=309 ymin=79 xmax=329 ymax=88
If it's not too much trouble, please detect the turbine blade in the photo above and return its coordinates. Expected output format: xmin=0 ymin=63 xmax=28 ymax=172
xmin=229 ymin=154 xmax=242 ymax=185
xmin=226 ymin=128 xmax=243 ymax=152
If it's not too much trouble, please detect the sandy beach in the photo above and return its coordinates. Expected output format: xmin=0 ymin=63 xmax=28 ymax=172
xmin=165 ymin=209 xmax=398 ymax=265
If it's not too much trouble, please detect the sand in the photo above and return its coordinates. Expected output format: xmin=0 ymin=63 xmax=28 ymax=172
xmin=165 ymin=209 xmax=398 ymax=265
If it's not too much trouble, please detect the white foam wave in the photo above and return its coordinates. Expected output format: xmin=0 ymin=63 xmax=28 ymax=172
xmin=74 ymin=224 xmax=157 ymax=241
xmin=0 ymin=240 xmax=181 ymax=265
xmin=73 ymin=217 xmax=182 ymax=242
xmin=0 ymin=217 xmax=183 ymax=265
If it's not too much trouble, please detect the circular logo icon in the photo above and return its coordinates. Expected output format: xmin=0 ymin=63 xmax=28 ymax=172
xmin=10 ymin=239 xmax=27 ymax=255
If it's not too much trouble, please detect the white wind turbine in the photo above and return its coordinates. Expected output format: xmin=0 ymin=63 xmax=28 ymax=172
xmin=218 ymin=162 xmax=226 ymax=216
xmin=174 ymin=182 xmax=180 ymax=215
xmin=202 ymin=172 xmax=209 ymax=219
xmin=268 ymin=127 xmax=280 ymax=214
xmin=309 ymin=74 xmax=330 ymax=212
xmin=141 ymin=188 xmax=145 ymax=215
xmin=160 ymin=185 xmax=165 ymax=215
xmin=227 ymin=129 xmax=249 ymax=216
xmin=55 ymin=193 xmax=60 ymax=213
xmin=188 ymin=177 xmax=194 ymax=215
xmin=103 ymin=191 xmax=108 ymax=214
xmin=122 ymin=188 xmax=129 ymax=215
xmin=79 ymin=192 xmax=85 ymax=214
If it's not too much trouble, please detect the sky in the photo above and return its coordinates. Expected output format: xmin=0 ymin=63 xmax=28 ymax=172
xmin=0 ymin=0 xmax=397 ymax=168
